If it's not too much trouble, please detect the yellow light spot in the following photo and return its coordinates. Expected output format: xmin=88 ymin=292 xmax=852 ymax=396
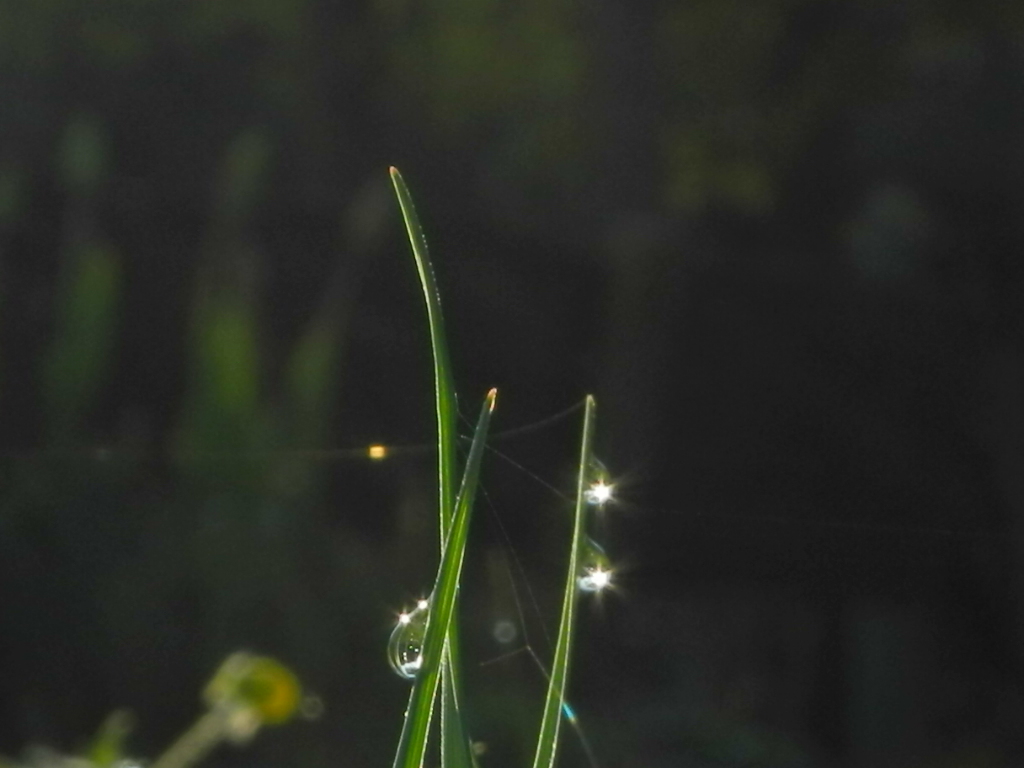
xmin=368 ymin=444 xmax=387 ymax=460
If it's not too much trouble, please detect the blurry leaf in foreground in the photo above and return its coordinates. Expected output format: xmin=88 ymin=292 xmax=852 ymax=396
xmin=152 ymin=653 xmax=304 ymax=768
xmin=203 ymin=652 xmax=303 ymax=729
xmin=86 ymin=710 xmax=135 ymax=768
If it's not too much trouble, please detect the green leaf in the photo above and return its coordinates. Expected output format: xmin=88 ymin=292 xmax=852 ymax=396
xmin=390 ymin=166 xmax=475 ymax=768
xmin=389 ymin=166 xmax=458 ymax=532
xmin=531 ymin=395 xmax=597 ymax=768
xmin=392 ymin=389 xmax=497 ymax=768
xmin=86 ymin=710 xmax=134 ymax=768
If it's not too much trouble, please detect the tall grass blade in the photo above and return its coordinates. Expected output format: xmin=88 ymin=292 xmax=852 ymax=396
xmin=388 ymin=166 xmax=458 ymax=529
xmin=389 ymin=166 xmax=474 ymax=767
xmin=391 ymin=389 xmax=497 ymax=768
xmin=531 ymin=395 xmax=597 ymax=768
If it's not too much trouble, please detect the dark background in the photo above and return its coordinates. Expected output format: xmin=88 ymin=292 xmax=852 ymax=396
xmin=1 ymin=2 xmax=1023 ymax=767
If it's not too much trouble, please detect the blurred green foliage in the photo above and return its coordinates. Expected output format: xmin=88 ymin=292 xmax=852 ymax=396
xmin=4 ymin=0 xmax=1021 ymax=228
xmin=2 ymin=2 xmax=1024 ymax=767
xmin=44 ymin=240 xmax=121 ymax=442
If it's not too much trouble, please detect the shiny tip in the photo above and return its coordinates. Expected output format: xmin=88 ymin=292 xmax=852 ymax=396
xmin=487 ymin=387 xmax=498 ymax=411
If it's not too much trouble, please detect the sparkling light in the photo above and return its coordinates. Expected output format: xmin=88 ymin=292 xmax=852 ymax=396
xmin=584 ymin=480 xmax=614 ymax=506
xmin=368 ymin=444 xmax=388 ymax=460
xmin=397 ymin=599 xmax=427 ymax=627
xmin=577 ymin=566 xmax=613 ymax=593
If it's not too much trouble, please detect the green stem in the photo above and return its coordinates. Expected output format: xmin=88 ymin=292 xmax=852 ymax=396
xmin=531 ymin=395 xmax=597 ymax=768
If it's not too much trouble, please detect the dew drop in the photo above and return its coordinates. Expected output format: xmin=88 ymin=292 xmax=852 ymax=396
xmin=584 ymin=479 xmax=614 ymax=506
xmin=576 ymin=539 xmax=613 ymax=593
xmin=577 ymin=566 xmax=612 ymax=593
xmin=388 ymin=599 xmax=429 ymax=679
xmin=583 ymin=459 xmax=614 ymax=506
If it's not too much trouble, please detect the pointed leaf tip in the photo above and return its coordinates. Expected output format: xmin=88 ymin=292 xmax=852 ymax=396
xmin=487 ymin=388 xmax=498 ymax=410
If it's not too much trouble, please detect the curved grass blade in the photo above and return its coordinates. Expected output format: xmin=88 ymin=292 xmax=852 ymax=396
xmin=391 ymin=388 xmax=497 ymax=768
xmin=389 ymin=166 xmax=474 ymax=768
xmin=389 ymin=166 xmax=458 ymax=530
xmin=531 ymin=395 xmax=597 ymax=768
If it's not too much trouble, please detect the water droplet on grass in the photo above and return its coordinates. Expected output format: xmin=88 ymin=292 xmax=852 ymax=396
xmin=388 ymin=598 xmax=428 ymax=679
xmin=577 ymin=566 xmax=612 ymax=593
xmin=584 ymin=479 xmax=614 ymax=506
xmin=583 ymin=459 xmax=614 ymax=506
xmin=577 ymin=539 xmax=613 ymax=593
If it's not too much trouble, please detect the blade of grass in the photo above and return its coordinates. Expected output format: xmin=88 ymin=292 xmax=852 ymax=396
xmin=389 ymin=166 xmax=457 ymax=529
xmin=440 ymin=644 xmax=478 ymax=768
xmin=531 ymin=395 xmax=597 ymax=768
xmin=389 ymin=166 xmax=474 ymax=767
xmin=392 ymin=389 xmax=497 ymax=768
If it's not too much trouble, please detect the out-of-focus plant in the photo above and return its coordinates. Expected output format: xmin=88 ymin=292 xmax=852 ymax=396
xmin=149 ymin=653 xmax=305 ymax=768
xmin=0 ymin=655 xmax=304 ymax=768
